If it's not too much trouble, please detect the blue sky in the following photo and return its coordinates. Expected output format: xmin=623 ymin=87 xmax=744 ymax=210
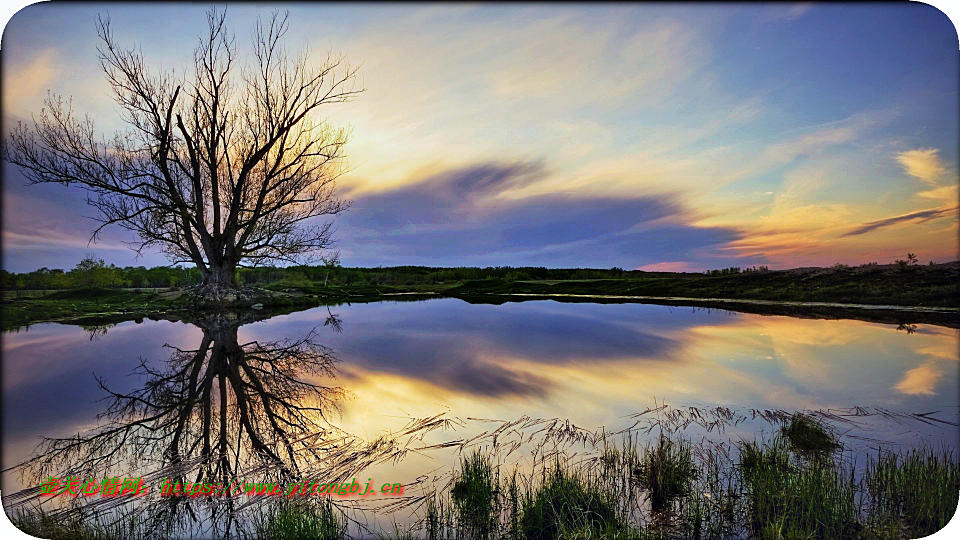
xmin=2 ymin=3 xmax=958 ymax=272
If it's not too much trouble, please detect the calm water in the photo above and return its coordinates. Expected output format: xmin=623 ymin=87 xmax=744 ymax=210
xmin=3 ymin=298 xmax=958 ymax=532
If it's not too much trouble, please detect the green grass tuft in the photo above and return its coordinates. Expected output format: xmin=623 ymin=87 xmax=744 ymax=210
xmin=451 ymin=450 xmax=498 ymax=539
xmin=780 ymin=414 xmax=839 ymax=460
xmin=866 ymin=446 xmax=960 ymax=538
xmin=256 ymin=498 xmax=345 ymax=540
xmin=635 ymin=435 xmax=696 ymax=512
xmin=520 ymin=466 xmax=624 ymax=539
xmin=740 ymin=439 xmax=858 ymax=539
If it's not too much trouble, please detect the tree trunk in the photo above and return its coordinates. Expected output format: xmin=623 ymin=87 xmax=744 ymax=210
xmin=195 ymin=262 xmax=239 ymax=304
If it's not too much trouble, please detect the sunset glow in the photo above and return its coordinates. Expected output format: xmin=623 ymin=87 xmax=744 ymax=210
xmin=2 ymin=3 xmax=957 ymax=271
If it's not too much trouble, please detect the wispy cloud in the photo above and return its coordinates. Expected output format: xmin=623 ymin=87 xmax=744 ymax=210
xmin=840 ymin=205 xmax=958 ymax=237
xmin=2 ymin=230 xmax=130 ymax=251
xmin=896 ymin=148 xmax=947 ymax=184
xmin=2 ymin=49 xmax=56 ymax=115
xmin=753 ymin=3 xmax=813 ymax=26
xmin=637 ymin=261 xmax=701 ymax=272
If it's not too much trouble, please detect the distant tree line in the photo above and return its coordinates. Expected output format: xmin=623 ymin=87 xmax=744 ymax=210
xmin=3 ymin=255 xmax=202 ymax=292
xmin=2 ymin=259 xmax=672 ymax=291
xmin=704 ymin=265 xmax=770 ymax=276
xmin=4 ymin=255 xmax=940 ymax=293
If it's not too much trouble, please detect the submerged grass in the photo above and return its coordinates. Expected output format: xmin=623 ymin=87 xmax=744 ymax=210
xmin=411 ymin=429 xmax=957 ymax=539
xmin=9 ymin=505 xmax=167 ymax=540
xmin=451 ymin=451 xmax=499 ymax=539
xmin=520 ymin=466 xmax=625 ymax=540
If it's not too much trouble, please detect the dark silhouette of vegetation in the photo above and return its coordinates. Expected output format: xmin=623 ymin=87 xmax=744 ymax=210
xmin=5 ymin=257 xmax=958 ymax=331
xmin=451 ymin=451 xmax=498 ymax=540
xmin=257 ymin=498 xmax=346 ymax=540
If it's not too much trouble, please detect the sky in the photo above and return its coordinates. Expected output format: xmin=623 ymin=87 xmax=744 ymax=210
xmin=2 ymin=3 xmax=958 ymax=273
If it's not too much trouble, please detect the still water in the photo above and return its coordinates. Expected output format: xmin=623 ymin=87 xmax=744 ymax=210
xmin=3 ymin=298 xmax=958 ymax=533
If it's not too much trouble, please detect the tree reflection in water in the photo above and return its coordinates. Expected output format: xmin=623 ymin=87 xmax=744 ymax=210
xmin=6 ymin=309 xmax=427 ymax=538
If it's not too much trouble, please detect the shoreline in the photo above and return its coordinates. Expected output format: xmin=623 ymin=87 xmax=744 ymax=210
xmin=4 ymin=287 xmax=959 ymax=331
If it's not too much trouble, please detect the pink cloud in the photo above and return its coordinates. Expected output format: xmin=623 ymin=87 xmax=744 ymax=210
xmin=636 ymin=261 xmax=701 ymax=273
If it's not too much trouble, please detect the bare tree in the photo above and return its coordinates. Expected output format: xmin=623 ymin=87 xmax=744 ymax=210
xmin=3 ymin=9 xmax=361 ymax=302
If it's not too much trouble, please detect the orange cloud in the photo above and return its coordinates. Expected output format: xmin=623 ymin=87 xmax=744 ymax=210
xmin=637 ymin=261 xmax=700 ymax=272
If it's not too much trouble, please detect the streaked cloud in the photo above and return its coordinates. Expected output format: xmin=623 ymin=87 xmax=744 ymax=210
xmin=2 ymin=49 xmax=56 ymax=115
xmin=2 ymin=230 xmax=129 ymax=251
xmin=339 ymin=161 xmax=742 ymax=267
xmin=841 ymin=205 xmax=959 ymax=237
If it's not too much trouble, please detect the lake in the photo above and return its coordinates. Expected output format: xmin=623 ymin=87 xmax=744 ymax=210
xmin=3 ymin=298 xmax=958 ymax=536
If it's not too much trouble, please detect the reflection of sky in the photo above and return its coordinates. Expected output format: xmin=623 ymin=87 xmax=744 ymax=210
xmin=4 ymin=300 xmax=957 ymax=477
xmin=3 ymin=4 xmax=958 ymax=272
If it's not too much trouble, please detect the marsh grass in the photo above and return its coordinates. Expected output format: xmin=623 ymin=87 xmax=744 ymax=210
xmin=11 ymin=507 xmax=108 ymax=540
xmin=418 ymin=423 xmax=956 ymax=540
xmin=739 ymin=439 xmax=858 ymax=539
xmin=9 ymin=408 xmax=959 ymax=539
xmin=10 ymin=505 xmax=163 ymax=540
xmin=256 ymin=498 xmax=346 ymax=540
xmin=451 ymin=451 xmax=499 ymax=539
xmin=519 ymin=466 xmax=625 ymax=539
xmin=865 ymin=446 xmax=960 ymax=538
xmin=635 ymin=435 xmax=695 ymax=512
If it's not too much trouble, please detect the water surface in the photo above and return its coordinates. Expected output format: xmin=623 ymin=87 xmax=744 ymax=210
xmin=3 ymin=298 xmax=958 ymax=532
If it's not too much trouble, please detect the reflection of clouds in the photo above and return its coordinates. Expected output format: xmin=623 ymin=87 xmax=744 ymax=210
xmin=320 ymin=302 xmax=958 ymax=425
xmin=316 ymin=302 xmax=958 ymax=417
xmin=895 ymin=364 xmax=942 ymax=396
xmin=681 ymin=315 xmax=959 ymax=409
xmin=6 ymin=302 xmax=958 ymax=484
xmin=338 ymin=306 xmax=679 ymax=399
xmin=342 ymin=335 xmax=552 ymax=399
xmin=893 ymin=340 xmax=960 ymax=396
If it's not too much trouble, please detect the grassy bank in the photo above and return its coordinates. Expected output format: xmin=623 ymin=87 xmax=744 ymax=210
xmin=0 ymin=288 xmax=193 ymax=331
xmin=4 ymin=262 xmax=958 ymax=330
xmin=0 ymin=285 xmax=430 ymax=331
xmin=11 ymin=415 xmax=959 ymax=539
xmin=446 ymin=262 xmax=960 ymax=308
xmin=401 ymin=420 xmax=958 ymax=539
